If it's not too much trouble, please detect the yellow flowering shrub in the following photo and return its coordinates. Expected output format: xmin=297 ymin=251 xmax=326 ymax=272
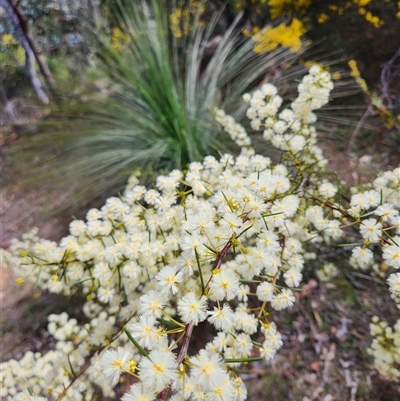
xmin=110 ymin=27 xmax=130 ymax=52
xmin=317 ymin=12 xmax=330 ymax=23
xmin=356 ymin=1 xmax=384 ymax=28
xmin=325 ymin=0 xmax=384 ymax=28
xmin=265 ymin=0 xmax=386 ymax=28
xmin=267 ymin=0 xmax=312 ymax=19
xmin=168 ymin=1 xmax=396 ymax=58
xmin=169 ymin=1 xmax=205 ymax=39
xmin=0 ymin=33 xmax=25 ymax=67
xmin=252 ymin=18 xmax=307 ymax=54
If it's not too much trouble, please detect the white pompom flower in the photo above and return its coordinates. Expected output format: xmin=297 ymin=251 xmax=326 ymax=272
xmin=177 ymin=293 xmax=208 ymax=325
xmin=100 ymin=347 xmax=132 ymax=386
xmin=138 ymin=350 xmax=178 ymax=393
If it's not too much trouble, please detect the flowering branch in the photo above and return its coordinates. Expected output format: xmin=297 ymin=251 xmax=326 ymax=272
xmin=4 ymin=65 xmax=400 ymax=400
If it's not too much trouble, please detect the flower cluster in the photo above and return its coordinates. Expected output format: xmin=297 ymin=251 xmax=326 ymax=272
xmin=265 ymin=0 xmax=386 ymax=28
xmin=168 ymin=2 xmax=205 ymax=39
xmin=251 ymin=19 xmax=307 ymax=54
xmin=368 ymin=317 xmax=400 ymax=380
xmin=2 ymin=66 xmax=400 ymax=400
xmin=316 ymin=262 xmax=339 ymax=282
xmin=243 ymin=65 xmax=331 ymax=169
xmin=291 ymin=65 xmax=334 ymax=123
xmin=333 ymin=1 xmax=384 ymax=28
xmin=347 ymin=172 xmax=400 ymax=301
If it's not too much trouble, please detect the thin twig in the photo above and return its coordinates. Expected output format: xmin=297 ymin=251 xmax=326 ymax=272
xmin=158 ymin=322 xmax=195 ymax=401
xmin=54 ymin=361 xmax=92 ymax=400
xmin=351 ymin=272 xmax=386 ymax=285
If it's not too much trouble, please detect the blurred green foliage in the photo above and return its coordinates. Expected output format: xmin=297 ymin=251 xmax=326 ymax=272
xmin=16 ymin=0 xmax=92 ymax=57
xmin=0 ymin=33 xmax=26 ymax=93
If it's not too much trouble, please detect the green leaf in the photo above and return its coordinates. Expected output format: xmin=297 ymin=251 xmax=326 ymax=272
xmin=195 ymin=248 xmax=205 ymax=294
xmin=124 ymin=328 xmax=149 ymax=357
xmin=224 ymin=356 xmax=262 ymax=363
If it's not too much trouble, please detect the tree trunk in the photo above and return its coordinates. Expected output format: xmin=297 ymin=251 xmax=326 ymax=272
xmin=1 ymin=0 xmax=56 ymax=103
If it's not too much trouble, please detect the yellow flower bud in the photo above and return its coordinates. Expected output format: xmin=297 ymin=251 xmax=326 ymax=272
xmin=231 ymin=238 xmax=240 ymax=248
xmin=128 ymin=359 xmax=137 ymax=373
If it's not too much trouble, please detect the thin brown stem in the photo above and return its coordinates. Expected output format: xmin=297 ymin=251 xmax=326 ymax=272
xmin=203 ymin=237 xmax=233 ymax=290
xmin=159 ymin=213 xmax=253 ymax=399
xmin=54 ymin=361 xmax=92 ymax=401
xmin=158 ymin=322 xmax=194 ymax=401
xmin=311 ymin=197 xmax=392 ymax=246
xmin=158 ymin=233 xmax=237 ymax=399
